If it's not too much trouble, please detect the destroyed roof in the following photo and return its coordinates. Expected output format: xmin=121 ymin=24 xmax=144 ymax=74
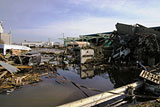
xmin=0 ymin=44 xmax=31 ymax=55
xmin=0 ymin=44 xmax=31 ymax=51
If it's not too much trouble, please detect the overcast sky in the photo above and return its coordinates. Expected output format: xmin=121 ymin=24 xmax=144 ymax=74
xmin=0 ymin=0 xmax=160 ymax=43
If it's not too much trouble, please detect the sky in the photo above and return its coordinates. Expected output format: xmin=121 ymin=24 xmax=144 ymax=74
xmin=0 ymin=0 xmax=160 ymax=43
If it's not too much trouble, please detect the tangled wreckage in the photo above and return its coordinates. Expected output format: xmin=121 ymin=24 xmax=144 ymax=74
xmin=0 ymin=47 xmax=59 ymax=93
xmin=111 ymin=23 xmax=160 ymax=97
xmin=108 ymin=23 xmax=160 ymax=66
xmin=66 ymin=23 xmax=160 ymax=96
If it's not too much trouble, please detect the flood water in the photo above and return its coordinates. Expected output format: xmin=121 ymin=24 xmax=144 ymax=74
xmin=0 ymin=49 xmax=141 ymax=107
xmin=0 ymin=64 xmax=140 ymax=107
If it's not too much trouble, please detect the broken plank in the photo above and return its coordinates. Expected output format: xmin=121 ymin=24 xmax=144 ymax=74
xmin=0 ymin=65 xmax=32 ymax=70
xmin=15 ymin=66 xmax=33 ymax=69
xmin=0 ymin=53 xmax=8 ymax=62
xmin=0 ymin=71 xmax=8 ymax=79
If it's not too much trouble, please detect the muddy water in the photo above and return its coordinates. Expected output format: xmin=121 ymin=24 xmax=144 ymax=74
xmin=0 ymin=66 xmax=118 ymax=107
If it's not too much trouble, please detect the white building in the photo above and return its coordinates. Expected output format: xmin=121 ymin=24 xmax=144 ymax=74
xmin=0 ymin=21 xmax=11 ymax=45
xmin=22 ymin=41 xmax=44 ymax=48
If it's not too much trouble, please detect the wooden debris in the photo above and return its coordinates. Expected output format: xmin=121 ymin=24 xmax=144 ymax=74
xmin=15 ymin=74 xmax=29 ymax=86
xmin=0 ymin=71 xmax=8 ymax=79
xmin=16 ymin=66 xmax=33 ymax=69
xmin=0 ymin=53 xmax=8 ymax=62
xmin=140 ymin=70 xmax=160 ymax=84
xmin=0 ymin=65 xmax=32 ymax=70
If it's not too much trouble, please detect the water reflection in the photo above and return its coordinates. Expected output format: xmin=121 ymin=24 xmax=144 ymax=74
xmin=108 ymin=66 xmax=140 ymax=88
xmin=80 ymin=64 xmax=95 ymax=79
xmin=79 ymin=64 xmax=140 ymax=88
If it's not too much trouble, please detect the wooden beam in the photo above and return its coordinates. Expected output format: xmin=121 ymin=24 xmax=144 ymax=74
xmin=0 ymin=65 xmax=32 ymax=70
xmin=15 ymin=65 xmax=33 ymax=69
xmin=0 ymin=71 xmax=8 ymax=79
xmin=0 ymin=53 xmax=8 ymax=62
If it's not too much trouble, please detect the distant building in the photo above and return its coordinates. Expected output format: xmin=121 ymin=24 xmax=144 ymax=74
xmin=22 ymin=41 xmax=44 ymax=48
xmin=53 ymin=42 xmax=60 ymax=46
xmin=0 ymin=21 xmax=11 ymax=45
xmin=49 ymin=42 xmax=54 ymax=46
xmin=66 ymin=41 xmax=90 ymax=48
xmin=52 ymin=42 xmax=61 ymax=48
xmin=43 ymin=41 xmax=54 ymax=47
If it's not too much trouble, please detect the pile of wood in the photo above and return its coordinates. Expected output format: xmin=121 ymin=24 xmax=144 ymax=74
xmin=0 ymin=53 xmax=52 ymax=93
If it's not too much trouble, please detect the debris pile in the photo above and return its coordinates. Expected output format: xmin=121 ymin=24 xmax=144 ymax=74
xmin=109 ymin=23 xmax=160 ymax=66
xmin=0 ymin=49 xmax=60 ymax=93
